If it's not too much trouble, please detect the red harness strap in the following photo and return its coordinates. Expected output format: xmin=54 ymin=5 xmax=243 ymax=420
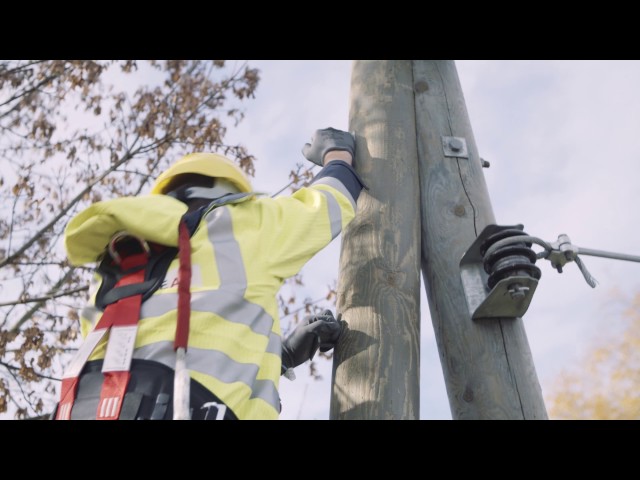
xmin=56 ymin=250 xmax=149 ymax=420
xmin=59 ymin=219 xmax=194 ymax=420
xmin=175 ymin=220 xmax=191 ymax=351
xmin=172 ymin=220 xmax=192 ymax=419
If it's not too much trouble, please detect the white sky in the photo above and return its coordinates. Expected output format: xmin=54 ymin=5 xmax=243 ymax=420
xmin=226 ymin=60 xmax=640 ymax=420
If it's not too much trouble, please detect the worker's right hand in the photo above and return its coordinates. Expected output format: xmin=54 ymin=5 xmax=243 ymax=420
xmin=302 ymin=127 xmax=355 ymax=167
xmin=281 ymin=309 xmax=343 ymax=373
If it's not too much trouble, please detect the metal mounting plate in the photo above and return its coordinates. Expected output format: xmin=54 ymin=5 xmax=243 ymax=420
xmin=460 ymin=224 xmax=538 ymax=320
xmin=471 ymin=276 xmax=538 ymax=319
xmin=442 ymin=136 xmax=469 ymax=158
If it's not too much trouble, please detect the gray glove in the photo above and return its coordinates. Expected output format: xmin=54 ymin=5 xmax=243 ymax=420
xmin=281 ymin=309 xmax=342 ymax=373
xmin=302 ymin=127 xmax=355 ymax=167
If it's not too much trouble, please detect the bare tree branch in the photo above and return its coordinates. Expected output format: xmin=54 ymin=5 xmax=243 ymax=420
xmin=0 ymin=73 xmax=60 ymax=114
xmin=0 ymin=286 xmax=88 ymax=308
xmin=0 ymin=60 xmax=45 ymax=77
xmin=4 ymin=363 xmax=39 ymax=416
xmin=1 ymin=149 xmax=137 ymax=269
xmin=9 ymin=268 xmax=76 ymax=334
xmin=271 ymin=164 xmax=316 ymax=198
xmin=0 ymin=360 xmax=60 ymax=382
xmin=281 ymin=296 xmax=334 ymax=320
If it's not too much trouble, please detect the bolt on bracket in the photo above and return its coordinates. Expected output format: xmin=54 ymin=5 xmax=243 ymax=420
xmin=442 ymin=136 xmax=469 ymax=158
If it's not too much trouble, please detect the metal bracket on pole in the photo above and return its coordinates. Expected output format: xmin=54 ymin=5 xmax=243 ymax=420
xmin=442 ymin=136 xmax=469 ymax=158
xmin=460 ymin=225 xmax=539 ymax=320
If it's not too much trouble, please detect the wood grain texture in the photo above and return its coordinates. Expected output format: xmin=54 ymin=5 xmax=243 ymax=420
xmin=414 ymin=60 xmax=547 ymax=419
xmin=330 ymin=61 xmax=421 ymax=420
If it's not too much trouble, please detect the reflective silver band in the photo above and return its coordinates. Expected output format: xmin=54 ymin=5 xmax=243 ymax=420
xmin=141 ymin=290 xmax=275 ymax=338
xmin=206 ymin=207 xmax=247 ymax=293
xmin=317 ymin=188 xmax=342 ymax=240
xmin=133 ymin=341 xmax=280 ymax=410
xmin=312 ymin=176 xmax=356 ymax=211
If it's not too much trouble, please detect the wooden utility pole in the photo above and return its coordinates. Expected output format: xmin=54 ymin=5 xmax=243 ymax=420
xmin=330 ymin=60 xmax=547 ymax=420
xmin=329 ymin=61 xmax=421 ymax=420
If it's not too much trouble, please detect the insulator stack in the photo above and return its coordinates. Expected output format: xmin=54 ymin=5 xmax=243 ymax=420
xmin=480 ymin=228 xmax=541 ymax=289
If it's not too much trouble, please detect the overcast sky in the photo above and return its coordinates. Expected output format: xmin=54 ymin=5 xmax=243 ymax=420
xmin=225 ymin=60 xmax=640 ymax=420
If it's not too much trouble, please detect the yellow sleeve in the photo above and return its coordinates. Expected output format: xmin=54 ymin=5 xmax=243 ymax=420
xmin=263 ymin=183 xmax=356 ymax=280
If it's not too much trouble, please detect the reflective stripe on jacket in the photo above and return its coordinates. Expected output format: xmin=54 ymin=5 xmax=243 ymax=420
xmin=66 ymin=165 xmax=359 ymax=419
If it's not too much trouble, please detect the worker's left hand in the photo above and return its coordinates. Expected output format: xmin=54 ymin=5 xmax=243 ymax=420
xmin=281 ymin=309 xmax=343 ymax=372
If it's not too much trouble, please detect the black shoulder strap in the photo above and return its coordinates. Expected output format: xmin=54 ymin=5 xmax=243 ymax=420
xmin=94 ymin=245 xmax=179 ymax=310
xmin=93 ymin=199 xmax=228 ymax=311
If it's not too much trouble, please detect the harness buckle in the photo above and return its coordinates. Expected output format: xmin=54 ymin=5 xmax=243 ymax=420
xmin=108 ymin=232 xmax=151 ymax=265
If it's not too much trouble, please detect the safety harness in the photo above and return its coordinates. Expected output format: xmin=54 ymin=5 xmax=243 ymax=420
xmin=57 ymin=191 xmax=255 ymax=420
xmin=56 ymin=223 xmax=191 ymax=420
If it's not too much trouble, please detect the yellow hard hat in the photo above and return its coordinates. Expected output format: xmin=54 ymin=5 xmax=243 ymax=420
xmin=151 ymin=153 xmax=252 ymax=195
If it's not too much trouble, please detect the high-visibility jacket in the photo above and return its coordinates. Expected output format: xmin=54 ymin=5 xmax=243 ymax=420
xmin=64 ymin=161 xmax=364 ymax=419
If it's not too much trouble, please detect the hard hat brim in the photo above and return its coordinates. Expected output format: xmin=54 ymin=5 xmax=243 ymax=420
xmin=151 ymin=153 xmax=252 ymax=195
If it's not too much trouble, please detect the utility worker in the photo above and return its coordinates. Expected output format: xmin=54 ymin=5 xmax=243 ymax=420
xmin=54 ymin=127 xmax=365 ymax=420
